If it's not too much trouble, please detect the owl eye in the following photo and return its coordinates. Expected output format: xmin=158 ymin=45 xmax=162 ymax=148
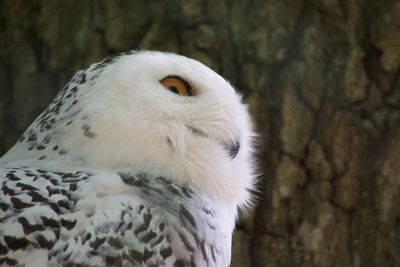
xmin=160 ymin=76 xmax=193 ymax=96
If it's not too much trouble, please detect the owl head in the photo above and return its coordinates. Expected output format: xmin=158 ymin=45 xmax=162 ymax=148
xmin=1 ymin=51 xmax=256 ymax=210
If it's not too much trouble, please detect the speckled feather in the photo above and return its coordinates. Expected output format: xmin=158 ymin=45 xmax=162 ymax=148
xmin=12 ymin=55 xmax=120 ymax=161
xmin=0 ymin=167 xmax=227 ymax=266
xmin=0 ymin=51 xmax=255 ymax=267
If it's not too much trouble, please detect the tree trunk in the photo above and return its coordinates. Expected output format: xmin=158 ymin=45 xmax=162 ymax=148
xmin=1 ymin=1 xmax=400 ymax=266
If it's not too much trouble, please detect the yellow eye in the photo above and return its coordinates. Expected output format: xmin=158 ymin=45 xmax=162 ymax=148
xmin=160 ymin=76 xmax=193 ymax=96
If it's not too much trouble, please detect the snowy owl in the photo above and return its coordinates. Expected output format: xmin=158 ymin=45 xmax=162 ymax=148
xmin=0 ymin=51 xmax=255 ymax=266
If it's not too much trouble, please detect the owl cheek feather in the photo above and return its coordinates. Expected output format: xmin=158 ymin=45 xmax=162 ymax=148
xmin=157 ymin=122 xmax=187 ymax=156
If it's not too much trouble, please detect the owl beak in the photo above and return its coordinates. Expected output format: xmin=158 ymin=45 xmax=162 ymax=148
xmin=187 ymin=125 xmax=240 ymax=159
xmin=224 ymin=140 xmax=240 ymax=159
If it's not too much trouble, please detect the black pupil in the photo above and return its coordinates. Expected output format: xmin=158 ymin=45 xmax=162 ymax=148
xmin=168 ymin=86 xmax=179 ymax=94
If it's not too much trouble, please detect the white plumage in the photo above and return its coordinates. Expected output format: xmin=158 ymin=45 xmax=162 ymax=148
xmin=0 ymin=51 xmax=255 ymax=266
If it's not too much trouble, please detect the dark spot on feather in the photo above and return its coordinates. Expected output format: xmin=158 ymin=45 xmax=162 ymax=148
xmin=179 ymin=204 xmax=196 ymax=228
xmin=82 ymin=232 xmax=92 ymax=243
xmin=106 ymin=256 xmax=122 ymax=266
xmin=36 ymin=145 xmax=46 ymax=150
xmin=61 ymin=219 xmax=76 ymax=230
xmin=158 ymin=176 xmax=172 ymax=184
xmin=4 ymin=236 xmax=29 ymax=250
xmin=43 ymin=135 xmax=51 ymax=144
xmin=182 ymin=187 xmax=193 ymax=198
xmin=28 ymin=191 xmax=48 ymax=202
xmin=0 ymin=257 xmax=18 ymax=265
xmin=138 ymin=205 xmax=144 ymax=213
xmin=177 ymin=232 xmax=195 ymax=253
xmin=36 ymin=234 xmax=54 ymax=249
xmin=174 ymin=260 xmax=186 ymax=267
xmin=28 ymin=133 xmax=37 ymax=141
xmin=69 ymin=183 xmax=77 ymax=191
xmin=53 ymin=145 xmax=59 ymax=151
xmin=127 ymin=177 xmax=147 ymax=187
xmin=10 ymin=197 xmax=34 ymax=209
xmin=42 ymin=174 xmax=52 ymax=180
xmin=53 ymin=228 xmax=60 ymax=239
xmin=160 ymin=247 xmax=173 ymax=259
xmin=142 ymin=230 xmax=157 ymax=243
xmin=61 ymin=189 xmax=69 ymax=196
xmin=143 ymin=248 xmax=152 ymax=262
xmin=3 ymin=186 xmax=16 ymax=196
xmin=89 ymin=250 xmax=98 ymax=256
xmin=202 ymin=207 xmax=214 ymax=217
xmin=211 ymin=245 xmax=216 ymax=263
xmin=89 ymin=237 xmax=106 ymax=250
xmin=167 ymin=185 xmax=181 ymax=195
xmin=122 ymin=252 xmax=133 ymax=263
xmin=0 ymin=243 xmax=7 ymax=255
xmin=38 ymin=156 xmax=47 ymax=160
xmin=18 ymin=217 xmax=44 ymax=234
xmin=79 ymin=73 xmax=86 ymax=84
xmin=143 ymin=211 xmax=152 ymax=225
xmin=46 ymin=186 xmax=60 ymax=196
xmin=114 ymin=221 xmax=124 ymax=232
xmin=41 ymin=216 xmax=59 ymax=228
xmin=120 ymin=209 xmax=127 ymax=220
xmin=82 ymin=124 xmax=96 ymax=138
xmin=134 ymin=223 xmax=148 ymax=236
xmin=134 ymin=211 xmax=152 ymax=235
xmin=208 ymin=223 xmax=216 ymax=230
xmin=6 ymin=173 xmax=20 ymax=181
xmin=159 ymin=222 xmax=165 ymax=232
xmin=59 ymin=149 xmax=67 ymax=155
xmin=16 ymin=182 xmax=37 ymax=191
xmin=108 ymin=237 xmax=123 ymax=249
xmin=192 ymin=232 xmax=200 ymax=245
xmin=200 ymin=240 xmax=208 ymax=261
xmin=0 ymin=202 xmax=8 ymax=211
xmin=61 ymin=173 xmax=75 ymax=179
xmin=129 ymin=249 xmax=143 ymax=263
xmin=48 ymin=202 xmax=61 ymax=214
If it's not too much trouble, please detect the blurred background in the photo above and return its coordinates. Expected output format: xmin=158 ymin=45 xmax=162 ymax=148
xmin=1 ymin=1 xmax=400 ymax=266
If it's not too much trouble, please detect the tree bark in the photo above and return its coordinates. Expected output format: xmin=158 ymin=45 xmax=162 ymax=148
xmin=1 ymin=0 xmax=400 ymax=266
